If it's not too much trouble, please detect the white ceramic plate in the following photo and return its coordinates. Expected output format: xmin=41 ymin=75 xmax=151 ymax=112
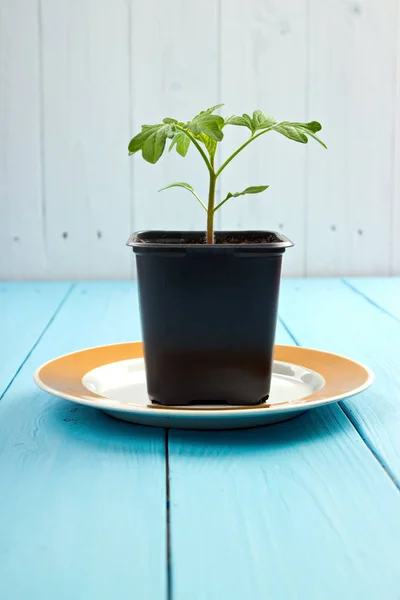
xmin=34 ymin=342 xmax=373 ymax=429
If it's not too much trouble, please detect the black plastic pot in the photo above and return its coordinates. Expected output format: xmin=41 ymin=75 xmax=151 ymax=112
xmin=127 ymin=231 xmax=293 ymax=406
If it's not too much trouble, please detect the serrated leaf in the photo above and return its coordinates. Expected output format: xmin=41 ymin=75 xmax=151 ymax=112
xmin=129 ymin=123 xmax=175 ymax=162
xmin=225 ymin=111 xmax=277 ymax=134
xmin=284 ymin=121 xmax=323 ymax=135
xmin=225 ymin=113 xmax=253 ymax=132
xmin=128 ymin=126 xmax=155 ymax=154
xmin=252 ymin=110 xmax=267 ymax=125
xmin=274 ymin=123 xmax=308 ymax=144
xmin=252 ymin=111 xmax=277 ymax=131
xmin=293 ymin=121 xmax=326 ymax=147
xmin=225 ymin=115 xmax=247 ymax=126
xmin=169 ymin=131 xmax=190 ymax=157
xmin=142 ymin=127 xmax=169 ymax=163
xmin=128 ymin=107 xmax=326 ymax=175
xmin=273 ymin=121 xmax=327 ymax=148
xmin=188 ymin=114 xmax=224 ymax=141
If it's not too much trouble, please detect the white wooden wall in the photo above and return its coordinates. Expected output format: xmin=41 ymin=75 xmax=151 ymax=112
xmin=1 ymin=0 xmax=399 ymax=279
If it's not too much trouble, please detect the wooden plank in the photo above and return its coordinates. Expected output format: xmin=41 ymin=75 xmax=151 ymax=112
xmin=306 ymin=0 xmax=397 ymax=276
xmin=279 ymin=278 xmax=400 ymax=486
xmin=0 ymin=0 xmax=46 ymax=279
xmin=0 ymin=282 xmax=166 ymax=600
xmin=392 ymin=7 xmax=400 ymax=274
xmin=0 ymin=282 xmax=71 ymax=397
xmin=345 ymin=277 xmax=400 ymax=321
xmin=219 ymin=0 xmax=308 ymax=276
xmin=169 ymin=321 xmax=400 ymax=600
xmin=41 ymin=0 xmax=131 ymax=279
xmin=130 ymin=0 xmax=220 ymax=237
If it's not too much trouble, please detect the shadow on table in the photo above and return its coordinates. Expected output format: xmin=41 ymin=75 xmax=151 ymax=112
xmin=168 ymin=403 xmax=351 ymax=454
xmin=32 ymin=395 xmax=165 ymax=453
xmin=44 ymin=394 xmax=349 ymax=454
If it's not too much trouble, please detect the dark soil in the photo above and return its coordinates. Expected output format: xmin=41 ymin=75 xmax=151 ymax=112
xmin=216 ymin=233 xmax=280 ymax=245
xmin=134 ymin=232 xmax=281 ymax=245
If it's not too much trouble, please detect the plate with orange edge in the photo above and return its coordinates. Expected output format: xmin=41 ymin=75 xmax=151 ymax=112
xmin=34 ymin=342 xmax=373 ymax=430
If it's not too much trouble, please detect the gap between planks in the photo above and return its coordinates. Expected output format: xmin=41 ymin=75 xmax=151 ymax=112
xmin=342 ymin=279 xmax=400 ymax=325
xmin=0 ymin=283 xmax=75 ymax=403
xmin=278 ymin=311 xmax=400 ymax=492
xmin=165 ymin=429 xmax=172 ymax=600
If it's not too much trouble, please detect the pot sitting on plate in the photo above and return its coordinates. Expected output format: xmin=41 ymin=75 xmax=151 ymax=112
xmin=127 ymin=229 xmax=293 ymax=407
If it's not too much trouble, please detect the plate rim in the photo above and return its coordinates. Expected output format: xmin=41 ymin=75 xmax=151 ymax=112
xmin=34 ymin=342 xmax=374 ymax=418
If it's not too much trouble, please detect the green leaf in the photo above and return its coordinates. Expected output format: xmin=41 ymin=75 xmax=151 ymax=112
xmin=302 ymin=121 xmax=322 ymax=133
xmin=142 ymin=127 xmax=169 ymax=163
xmin=226 ymin=185 xmax=269 ymax=199
xmin=169 ymin=131 xmax=190 ymax=157
xmin=225 ymin=114 xmax=253 ymax=129
xmin=214 ymin=185 xmax=269 ymax=212
xmin=128 ymin=123 xmax=176 ymax=163
xmin=197 ymin=133 xmax=217 ymax=159
xmin=273 ymin=121 xmax=327 ymax=148
xmin=225 ymin=113 xmax=253 ymax=133
xmin=158 ymin=181 xmax=207 ymax=211
xmin=128 ymin=108 xmax=326 ymax=176
xmin=188 ymin=114 xmax=224 ymax=141
xmin=252 ymin=110 xmax=267 ymax=125
xmin=225 ymin=111 xmax=277 ymax=134
xmin=304 ymin=129 xmax=327 ymax=148
xmin=274 ymin=123 xmax=308 ymax=144
xmin=128 ymin=126 xmax=155 ymax=154
xmin=225 ymin=115 xmax=248 ymax=126
xmin=159 ymin=181 xmax=195 ymax=194
xmin=188 ymin=106 xmax=225 ymax=142
xmin=252 ymin=111 xmax=277 ymax=131
xmin=295 ymin=121 xmax=326 ymax=147
xmin=195 ymin=104 xmax=224 ymax=117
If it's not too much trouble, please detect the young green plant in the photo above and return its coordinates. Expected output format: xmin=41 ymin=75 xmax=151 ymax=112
xmin=128 ymin=105 xmax=326 ymax=243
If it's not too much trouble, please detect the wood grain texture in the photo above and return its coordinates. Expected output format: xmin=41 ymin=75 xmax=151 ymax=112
xmin=393 ymin=5 xmax=400 ymax=274
xmin=306 ymin=0 xmax=397 ymax=276
xmin=129 ymin=0 xmax=220 ymax=238
xmin=40 ymin=0 xmax=132 ymax=279
xmin=1 ymin=0 xmax=400 ymax=279
xmin=345 ymin=277 xmax=400 ymax=320
xmin=0 ymin=282 xmax=71 ymax=397
xmin=168 ymin=320 xmax=400 ymax=599
xmin=279 ymin=278 xmax=400 ymax=487
xmin=219 ymin=0 xmax=308 ymax=276
xmin=0 ymin=283 xmax=166 ymax=600
xmin=0 ymin=0 xmax=47 ymax=279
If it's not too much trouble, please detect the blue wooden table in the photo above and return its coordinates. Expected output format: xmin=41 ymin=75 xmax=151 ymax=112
xmin=1 ymin=279 xmax=400 ymax=600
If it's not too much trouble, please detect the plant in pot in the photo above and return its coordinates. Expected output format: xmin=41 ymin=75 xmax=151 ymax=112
xmin=127 ymin=105 xmax=326 ymax=406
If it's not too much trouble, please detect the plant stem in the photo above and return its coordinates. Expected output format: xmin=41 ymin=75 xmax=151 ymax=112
xmin=207 ymin=171 xmax=217 ymax=243
xmin=213 ymin=195 xmax=230 ymax=213
xmin=215 ymin=123 xmax=283 ymax=178
xmin=175 ymin=125 xmax=213 ymax=175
